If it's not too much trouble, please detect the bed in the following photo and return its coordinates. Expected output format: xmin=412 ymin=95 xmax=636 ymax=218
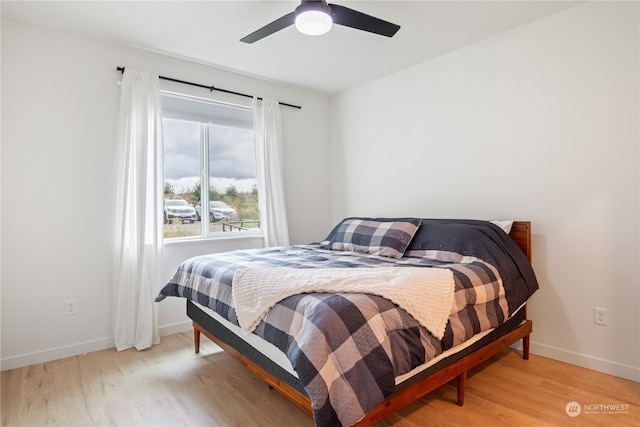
xmin=156 ymin=218 xmax=538 ymax=426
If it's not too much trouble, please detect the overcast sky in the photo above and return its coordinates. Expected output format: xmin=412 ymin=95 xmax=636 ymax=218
xmin=163 ymin=118 xmax=257 ymax=194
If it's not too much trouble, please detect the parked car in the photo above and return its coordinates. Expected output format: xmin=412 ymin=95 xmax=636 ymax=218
xmin=195 ymin=201 xmax=238 ymax=222
xmin=164 ymin=199 xmax=197 ymax=223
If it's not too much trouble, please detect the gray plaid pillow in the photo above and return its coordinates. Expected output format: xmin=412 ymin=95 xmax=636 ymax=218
xmin=325 ymin=218 xmax=422 ymax=258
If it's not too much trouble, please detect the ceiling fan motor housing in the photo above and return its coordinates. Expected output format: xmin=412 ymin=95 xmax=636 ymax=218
xmin=295 ymin=0 xmax=332 ymax=17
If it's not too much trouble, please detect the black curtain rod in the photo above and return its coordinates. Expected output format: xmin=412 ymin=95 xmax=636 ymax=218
xmin=116 ymin=67 xmax=301 ymax=110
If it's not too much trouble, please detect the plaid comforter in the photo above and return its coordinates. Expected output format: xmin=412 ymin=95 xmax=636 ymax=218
xmin=157 ymin=234 xmax=537 ymax=426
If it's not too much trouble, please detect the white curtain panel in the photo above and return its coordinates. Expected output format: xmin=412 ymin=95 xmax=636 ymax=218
xmin=253 ymin=98 xmax=290 ymax=247
xmin=112 ymin=69 xmax=163 ymax=351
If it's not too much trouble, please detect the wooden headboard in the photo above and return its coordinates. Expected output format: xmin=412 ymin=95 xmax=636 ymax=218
xmin=509 ymin=221 xmax=532 ymax=263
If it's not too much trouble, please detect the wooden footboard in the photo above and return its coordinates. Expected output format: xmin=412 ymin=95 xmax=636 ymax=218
xmin=193 ymin=317 xmax=532 ymax=426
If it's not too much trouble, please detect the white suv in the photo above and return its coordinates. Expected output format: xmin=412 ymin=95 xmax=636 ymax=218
xmin=196 ymin=201 xmax=238 ymax=222
xmin=164 ymin=199 xmax=197 ymax=223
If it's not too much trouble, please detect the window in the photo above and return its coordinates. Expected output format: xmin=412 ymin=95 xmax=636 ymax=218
xmin=161 ymin=92 xmax=260 ymax=239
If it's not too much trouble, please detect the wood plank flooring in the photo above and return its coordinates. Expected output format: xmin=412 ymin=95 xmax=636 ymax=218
xmin=2 ymin=331 xmax=638 ymax=426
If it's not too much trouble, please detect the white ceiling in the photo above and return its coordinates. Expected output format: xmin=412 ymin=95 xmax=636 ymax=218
xmin=1 ymin=1 xmax=579 ymax=94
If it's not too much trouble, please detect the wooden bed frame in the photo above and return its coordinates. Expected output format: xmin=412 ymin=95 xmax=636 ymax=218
xmin=191 ymin=221 xmax=534 ymax=426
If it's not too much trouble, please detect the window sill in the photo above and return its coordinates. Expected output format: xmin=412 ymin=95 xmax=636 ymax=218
xmin=163 ymin=232 xmax=264 ymax=246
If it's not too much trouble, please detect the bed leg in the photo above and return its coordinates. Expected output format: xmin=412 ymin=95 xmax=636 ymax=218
xmin=456 ymin=372 xmax=467 ymax=406
xmin=522 ymin=334 xmax=530 ymax=360
xmin=194 ymin=323 xmax=201 ymax=354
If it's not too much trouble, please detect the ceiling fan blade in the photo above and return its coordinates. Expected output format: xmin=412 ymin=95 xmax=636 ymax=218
xmin=240 ymin=12 xmax=296 ymax=43
xmin=329 ymin=4 xmax=400 ymax=37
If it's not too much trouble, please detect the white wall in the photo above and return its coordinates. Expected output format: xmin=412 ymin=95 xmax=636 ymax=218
xmin=3 ymin=2 xmax=639 ymax=383
xmin=331 ymin=2 xmax=639 ymax=381
xmin=1 ymin=18 xmax=333 ymax=369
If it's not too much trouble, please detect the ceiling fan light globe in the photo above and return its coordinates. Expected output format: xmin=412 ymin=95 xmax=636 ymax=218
xmin=295 ymin=10 xmax=332 ymax=36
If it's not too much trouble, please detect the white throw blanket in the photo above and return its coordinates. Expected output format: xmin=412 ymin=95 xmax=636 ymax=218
xmin=232 ymin=267 xmax=455 ymax=340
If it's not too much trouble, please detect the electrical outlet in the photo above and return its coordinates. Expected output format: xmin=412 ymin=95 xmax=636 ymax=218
xmin=65 ymin=300 xmax=77 ymax=316
xmin=594 ymin=307 xmax=607 ymax=326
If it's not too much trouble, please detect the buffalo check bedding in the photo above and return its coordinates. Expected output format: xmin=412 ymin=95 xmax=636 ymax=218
xmin=156 ymin=219 xmax=538 ymax=427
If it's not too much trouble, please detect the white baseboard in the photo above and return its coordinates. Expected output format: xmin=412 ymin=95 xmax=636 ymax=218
xmin=0 ymin=321 xmax=193 ymax=372
xmin=159 ymin=320 xmax=192 ymax=336
xmin=529 ymin=341 xmax=640 ymax=382
xmin=0 ymin=337 xmax=116 ymax=371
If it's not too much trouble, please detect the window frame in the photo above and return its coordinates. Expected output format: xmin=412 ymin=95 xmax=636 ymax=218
xmin=161 ymin=90 xmax=263 ymax=242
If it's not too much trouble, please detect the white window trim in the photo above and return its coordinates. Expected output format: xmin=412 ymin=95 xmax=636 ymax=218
xmin=161 ymin=90 xmax=263 ymax=241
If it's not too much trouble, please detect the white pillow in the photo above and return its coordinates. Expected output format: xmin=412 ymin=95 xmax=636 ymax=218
xmin=491 ymin=220 xmax=513 ymax=234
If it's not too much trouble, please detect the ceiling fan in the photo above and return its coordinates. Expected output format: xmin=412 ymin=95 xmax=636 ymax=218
xmin=240 ymin=0 xmax=400 ymax=43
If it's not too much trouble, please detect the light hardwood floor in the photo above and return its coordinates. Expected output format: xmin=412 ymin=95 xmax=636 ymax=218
xmin=2 ymin=331 xmax=638 ymax=426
